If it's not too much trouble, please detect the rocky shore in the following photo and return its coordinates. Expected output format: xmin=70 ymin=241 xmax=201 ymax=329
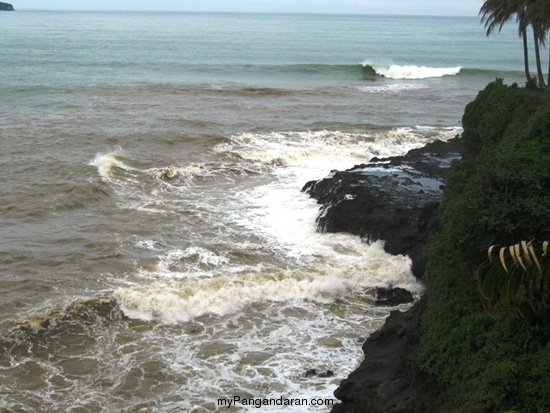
xmin=303 ymin=138 xmax=462 ymax=413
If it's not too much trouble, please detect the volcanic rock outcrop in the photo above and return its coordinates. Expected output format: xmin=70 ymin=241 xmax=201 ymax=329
xmin=302 ymin=138 xmax=461 ymax=413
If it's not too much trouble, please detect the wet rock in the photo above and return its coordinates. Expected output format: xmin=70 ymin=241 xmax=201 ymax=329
xmin=301 ymin=139 xmax=461 ymax=413
xmin=305 ymin=368 xmax=335 ymax=378
xmin=330 ymin=298 xmax=442 ymax=413
xmin=305 ymin=368 xmax=317 ymax=377
xmin=302 ymin=138 xmax=461 ymax=278
xmin=375 ymin=286 xmax=414 ymax=306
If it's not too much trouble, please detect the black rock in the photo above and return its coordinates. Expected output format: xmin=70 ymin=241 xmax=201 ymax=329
xmin=302 ymin=139 xmax=462 ymax=413
xmin=305 ymin=368 xmax=317 ymax=377
xmin=302 ymin=138 xmax=462 ymax=278
xmin=375 ymin=286 xmax=414 ymax=306
xmin=330 ymin=298 xmax=442 ymax=413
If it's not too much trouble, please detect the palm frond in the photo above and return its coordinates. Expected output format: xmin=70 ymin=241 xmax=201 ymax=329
xmin=476 ymin=240 xmax=550 ymax=318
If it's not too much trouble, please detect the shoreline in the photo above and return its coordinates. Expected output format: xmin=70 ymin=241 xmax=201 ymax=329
xmin=302 ymin=137 xmax=462 ymax=412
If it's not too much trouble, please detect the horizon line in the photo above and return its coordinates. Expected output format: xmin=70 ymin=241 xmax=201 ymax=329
xmin=10 ymin=8 xmax=478 ymax=18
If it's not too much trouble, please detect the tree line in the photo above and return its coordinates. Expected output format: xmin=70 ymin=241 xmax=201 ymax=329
xmin=480 ymin=0 xmax=550 ymax=87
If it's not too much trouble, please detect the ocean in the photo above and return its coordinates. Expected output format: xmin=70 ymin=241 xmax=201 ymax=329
xmin=0 ymin=10 xmax=539 ymax=412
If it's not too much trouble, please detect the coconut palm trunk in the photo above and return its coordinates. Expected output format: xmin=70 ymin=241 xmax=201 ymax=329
xmin=533 ymin=26 xmax=547 ymax=87
xmin=528 ymin=0 xmax=550 ymax=86
xmin=522 ymin=27 xmax=532 ymax=82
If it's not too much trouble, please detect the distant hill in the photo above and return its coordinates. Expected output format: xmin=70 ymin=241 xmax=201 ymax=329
xmin=0 ymin=2 xmax=14 ymax=11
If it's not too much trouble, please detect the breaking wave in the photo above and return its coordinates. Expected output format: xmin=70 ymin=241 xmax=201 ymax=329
xmin=114 ymin=239 xmax=420 ymax=323
xmin=363 ymin=63 xmax=462 ymax=79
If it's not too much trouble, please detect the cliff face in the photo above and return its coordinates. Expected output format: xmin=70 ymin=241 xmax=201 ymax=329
xmin=303 ymin=138 xmax=461 ymax=413
xmin=0 ymin=2 xmax=14 ymax=11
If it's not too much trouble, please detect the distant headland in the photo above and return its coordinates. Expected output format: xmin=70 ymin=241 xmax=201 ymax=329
xmin=0 ymin=2 xmax=14 ymax=11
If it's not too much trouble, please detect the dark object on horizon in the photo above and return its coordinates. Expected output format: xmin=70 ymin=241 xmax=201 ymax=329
xmin=0 ymin=2 xmax=14 ymax=11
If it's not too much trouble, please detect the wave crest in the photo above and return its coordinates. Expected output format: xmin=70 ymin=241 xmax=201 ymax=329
xmin=113 ymin=239 xmax=420 ymax=323
xmin=364 ymin=63 xmax=461 ymax=79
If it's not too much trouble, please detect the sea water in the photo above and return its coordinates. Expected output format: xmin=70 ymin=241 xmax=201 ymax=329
xmin=0 ymin=10 xmax=540 ymax=412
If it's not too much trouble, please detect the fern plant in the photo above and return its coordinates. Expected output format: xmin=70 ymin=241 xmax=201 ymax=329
xmin=476 ymin=241 xmax=550 ymax=318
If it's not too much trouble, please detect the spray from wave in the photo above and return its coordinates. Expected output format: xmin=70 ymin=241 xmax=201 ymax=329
xmin=88 ymin=149 xmax=136 ymax=180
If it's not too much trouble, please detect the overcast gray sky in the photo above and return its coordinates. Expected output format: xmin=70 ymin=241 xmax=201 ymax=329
xmin=13 ymin=0 xmax=483 ymax=16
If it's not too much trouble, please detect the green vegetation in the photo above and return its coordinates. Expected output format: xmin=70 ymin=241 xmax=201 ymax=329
xmin=420 ymin=81 xmax=550 ymax=412
xmin=480 ymin=0 xmax=550 ymax=87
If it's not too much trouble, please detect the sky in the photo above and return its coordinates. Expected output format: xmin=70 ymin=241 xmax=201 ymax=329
xmin=11 ymin=0 xmax=483 ymax=17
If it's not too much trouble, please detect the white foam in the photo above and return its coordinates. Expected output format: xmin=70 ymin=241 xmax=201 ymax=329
xmin=356 ymin=83 xmax=423 ymax=94
xmin=90 ymin=128 xmax=455 ymax=217
xmin=365 ymin=63 xmax=462 ymax=79
xmin=145 ymin=163 xmax=216 ymax=187
xmin=110 ymin=127 xmax=464 ymax=322
xmin=214 ymin=128 xmax=440 ymax=181
xmin=151 ymin=247 xmax=229 ymax=278
xmin=114 ymin=240 xmax=418 ymax=323
xmin=89 ymin=150 xmax=222 ymax=215
xmin=135 ymin=239 xmax=161 ymax=251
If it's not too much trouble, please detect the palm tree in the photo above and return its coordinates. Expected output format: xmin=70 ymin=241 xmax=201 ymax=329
xmin=480 ymin=0 xmax=533 ymax=83
xmin=532 ymin=25 xmax=547 ymax=87
xmin=528 ymin=0 xmax=550 ymax=85
xmin=523 ymin=0 xmax=548 ymax=87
